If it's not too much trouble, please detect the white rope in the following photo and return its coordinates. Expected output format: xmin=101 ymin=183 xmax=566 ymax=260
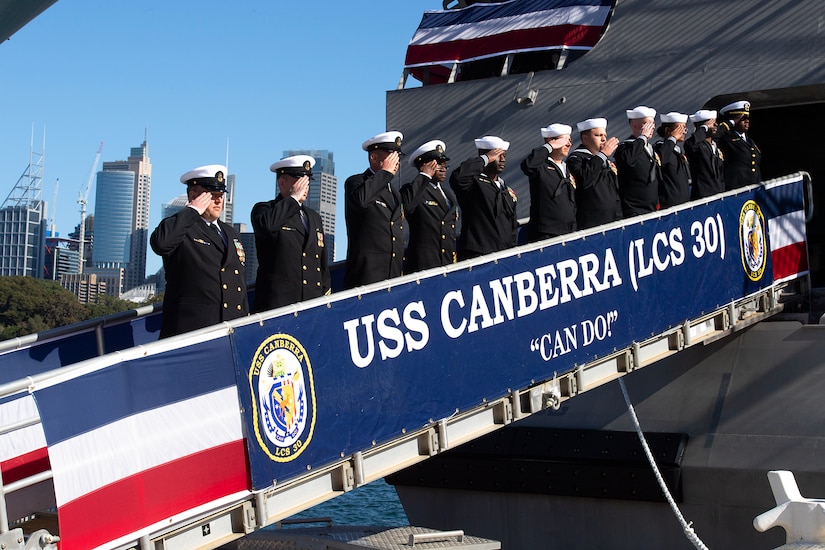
xmin=618 ymin=377 xmax=710 ymax=550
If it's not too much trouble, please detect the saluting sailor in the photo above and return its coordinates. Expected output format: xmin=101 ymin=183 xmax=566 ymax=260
xmin=654 ymin=111 xmax=691 ymax=209
xmin=521 ymin=123 xmax=577 ymax=241
xmin=150 ymin=164 xmax=248 ymax=338
xmin=449 ymin=135 xmax=518 ymax=260
xmin=717 ymin=100 xmax=762 ymax=189
xmin=568 ymin=117 xmax=622 ymax=229
xmin=685 ymin=109 xmax=725 ymax=199
xmin=343 ymin=131 xmax=405 ymax=289
xmin=615 ymin=105 xmax=661 ymax=217
xmin=251 ymin=154 xmax=330 ymax=312
xmin=401 ymin=139 xmax=459 ymax=272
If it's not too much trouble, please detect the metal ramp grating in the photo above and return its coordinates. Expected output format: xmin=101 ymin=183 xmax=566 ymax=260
xmin=227 ymin=526 xmax=500 ymax=550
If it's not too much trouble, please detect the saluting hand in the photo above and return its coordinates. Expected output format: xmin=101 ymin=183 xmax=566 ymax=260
xmin=188 ymin=191 xmax=212 ymax=215
xmin=641 ymin=120 xmax=655 ymax=139
xmin=290 ymin=176 xmax=309 ymax=202
xmin=671 ymin=124 xmax=686 ymax=142
xmin=381 ymin=151 xmax=400 ymax=175
xmin=601 ymin=137 xmax=619 ymax=157
xmin=420 ymin=159 xmax=438 ymax=178
xmin=485 ymin=148 xmax=506 ymax=163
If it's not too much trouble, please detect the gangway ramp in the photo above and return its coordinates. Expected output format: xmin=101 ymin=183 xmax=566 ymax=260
xmin=0 ymin=173 xmax=812 ymax=550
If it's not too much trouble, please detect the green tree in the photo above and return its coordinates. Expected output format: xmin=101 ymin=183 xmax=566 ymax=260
xmin=0 ymin=277 xmax=88 ymax=340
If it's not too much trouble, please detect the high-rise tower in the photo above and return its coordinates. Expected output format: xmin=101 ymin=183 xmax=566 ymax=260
xmin=92 ymin=137 xmax=151 ymax=293
xmin=0 ymin=138 xmax=46 ymax=278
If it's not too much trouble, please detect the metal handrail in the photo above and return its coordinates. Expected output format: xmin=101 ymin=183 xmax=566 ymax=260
xmin=0 ymin=303 xmax=161 ymax=356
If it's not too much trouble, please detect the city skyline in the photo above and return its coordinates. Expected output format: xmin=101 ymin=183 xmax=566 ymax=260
xmin=0 ymin=1 xmax=433 ymax=276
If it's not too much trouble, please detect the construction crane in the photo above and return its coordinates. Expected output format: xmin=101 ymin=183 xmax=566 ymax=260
xmin=78 ymin=142 xmax=103 ymax=274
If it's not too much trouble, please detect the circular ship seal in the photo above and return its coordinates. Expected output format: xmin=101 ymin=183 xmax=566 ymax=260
xmin=249 ymin=334 xmax=316 ymax=462
xmin=739 ymin=200 xmax=767 ymax=282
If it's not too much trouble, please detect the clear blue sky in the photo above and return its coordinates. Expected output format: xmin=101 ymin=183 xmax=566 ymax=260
xmin=0 ymin=1 xmax=435 ymax=274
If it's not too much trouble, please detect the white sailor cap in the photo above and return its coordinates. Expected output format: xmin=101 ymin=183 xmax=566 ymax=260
xmin=720 ymin=100 xmax=750 ymax=116
xmin=409 ymin=140 xmax=449 ymax=167
xmin=689 ymin=110 xmax=717 ymax=123
xmin=541 ymin=123 xmax=572 ymax=138
xmin=660 ymin=112 xmax=688 ymax=124
xmin=362 ymin=131 xmax=404 ymax=153
xmin=474 ymin=135 xmax=510 ymax=151
xmin=576 ymin=118 xmax=608 ymax=132
xmin=270 ymin=154 xmax=315 ymax=178
xmin=626 ymin=106 xmax=657 ymax=119
xmin=180 ymin=164 xmax=227 ymax=192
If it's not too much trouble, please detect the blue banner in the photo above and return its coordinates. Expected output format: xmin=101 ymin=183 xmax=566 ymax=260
xmin=232 ymin=177 xmax=804 ymax=490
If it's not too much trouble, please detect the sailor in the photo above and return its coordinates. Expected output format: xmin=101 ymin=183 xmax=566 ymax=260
xmin=343 ymin=131 xmax=405 ymax=289
xmin=400 ymin=139 xmax=459 ymax=272
xmin=250 ymin=154 xmax=330 ymax=312
xmin=615 ymin=105 xmax=661 ymax=217
xmin=717 ymin=100 xmax=762 ymax=189
xmin=654 ymin=111 xmax=691 ymax=209
xmin=684 ymin=109 xmax=725 ymax=199
xmin=449 ymin=135 xmax=518 ymax=260
xmin=567 ymin=117 xmax=622 ymax=230
xmin=150 ymin=164 xmax=248 ymax=338
xmin=521 ymin=123 xmax=577 ymax=241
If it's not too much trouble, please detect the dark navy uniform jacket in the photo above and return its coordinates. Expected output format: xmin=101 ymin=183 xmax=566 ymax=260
xmin=343 ymin=168 xmax=404 ymax=289
xmin=654 ymin=138 xmax=691 ymax=209
xmin=567 ymin=148 xmax=622 ymax=229
xmin=250 ymin=195 xmax=330 ymax=312
xmin=717 ymin=122 xmax=762 ymax=190
xmin=150 ymin=206 xmax=248 ymax=338
xmin=449 ymin=156 xmax=518 ymax=260
xmin=685 ymin=126 xmax=725 ymax=199
xmin=615 ymin=136 xmax=661 ymax=217
xmin=521 ymin=145 xmax=576 ymax=241
xmin=400 ymin=173 xmax=458 ymax=272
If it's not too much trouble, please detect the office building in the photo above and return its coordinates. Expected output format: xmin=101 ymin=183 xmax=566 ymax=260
xmin=92 ymin=139 xmax=152 ymax=293
xmin=0 ymin=146 xmax=46 ymax=278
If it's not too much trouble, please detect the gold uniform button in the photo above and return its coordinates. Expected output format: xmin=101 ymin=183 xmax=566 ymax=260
xmin=315 ymin=254 xmax=319 ymax=259
xmin=234 ymin=269 xmax=239 ymax=275
xmin=222 ymin=284 xmax=227 ymax=289
xmin=316 ymin=267 xmax=321 ymax=272
xmin=391 ymin=221 xmax=394 ymax=226
xmin=392 ymin=253 xmax=396 ymax=257
xmin=392 ymin=237 xmax=396 ymax=241
xmin=223 ymin=303 xmax=228 ymax=308
xmin=442 ymin=235 xmax=446 ymax=239
xmin=441 ymin=221 xmax=445 ymax=225
xmin=221 ymin=268 xmax=225 ymax=273
xmin=237 ymin=286 xmax=242 ymax=292
xmin=237 ymin=305 xmax=242 ymax=310
xmin=316 ymin=282 xmax=321 ymax=287
xmin=303 ymin=265 xmax=307 ymax=270
xmin=303 ymin=252 xmax=307 ymax=257
xmin=441 ymin=248 xmax=446 ymax=253
xmin=303 ymin=280 xmax=307 ymax=285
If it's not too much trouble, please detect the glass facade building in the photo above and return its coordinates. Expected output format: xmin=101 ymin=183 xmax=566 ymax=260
xmin=92 ymin=170 xmax=134 ymax=268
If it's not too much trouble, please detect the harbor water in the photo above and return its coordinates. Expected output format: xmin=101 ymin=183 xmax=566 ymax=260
xmin=274 ymin=479 xmax=409 ymax=529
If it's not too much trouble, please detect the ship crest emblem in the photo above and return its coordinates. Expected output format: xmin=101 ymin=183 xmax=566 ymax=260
xmin=249 ymin=334 xmax=316 ymax=462
xmin=739 ymin=200 xmax=767 ymax=282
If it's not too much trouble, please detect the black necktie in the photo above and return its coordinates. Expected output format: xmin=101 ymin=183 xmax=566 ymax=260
xmin=211 ymin=222 xmax=226 ymax=244
xmin=299 ymin=208 xmax=309 ymax=231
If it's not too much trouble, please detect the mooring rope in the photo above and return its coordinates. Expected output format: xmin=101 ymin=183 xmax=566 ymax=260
xmin=618 ymin=377 xmax=710 ymax=550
